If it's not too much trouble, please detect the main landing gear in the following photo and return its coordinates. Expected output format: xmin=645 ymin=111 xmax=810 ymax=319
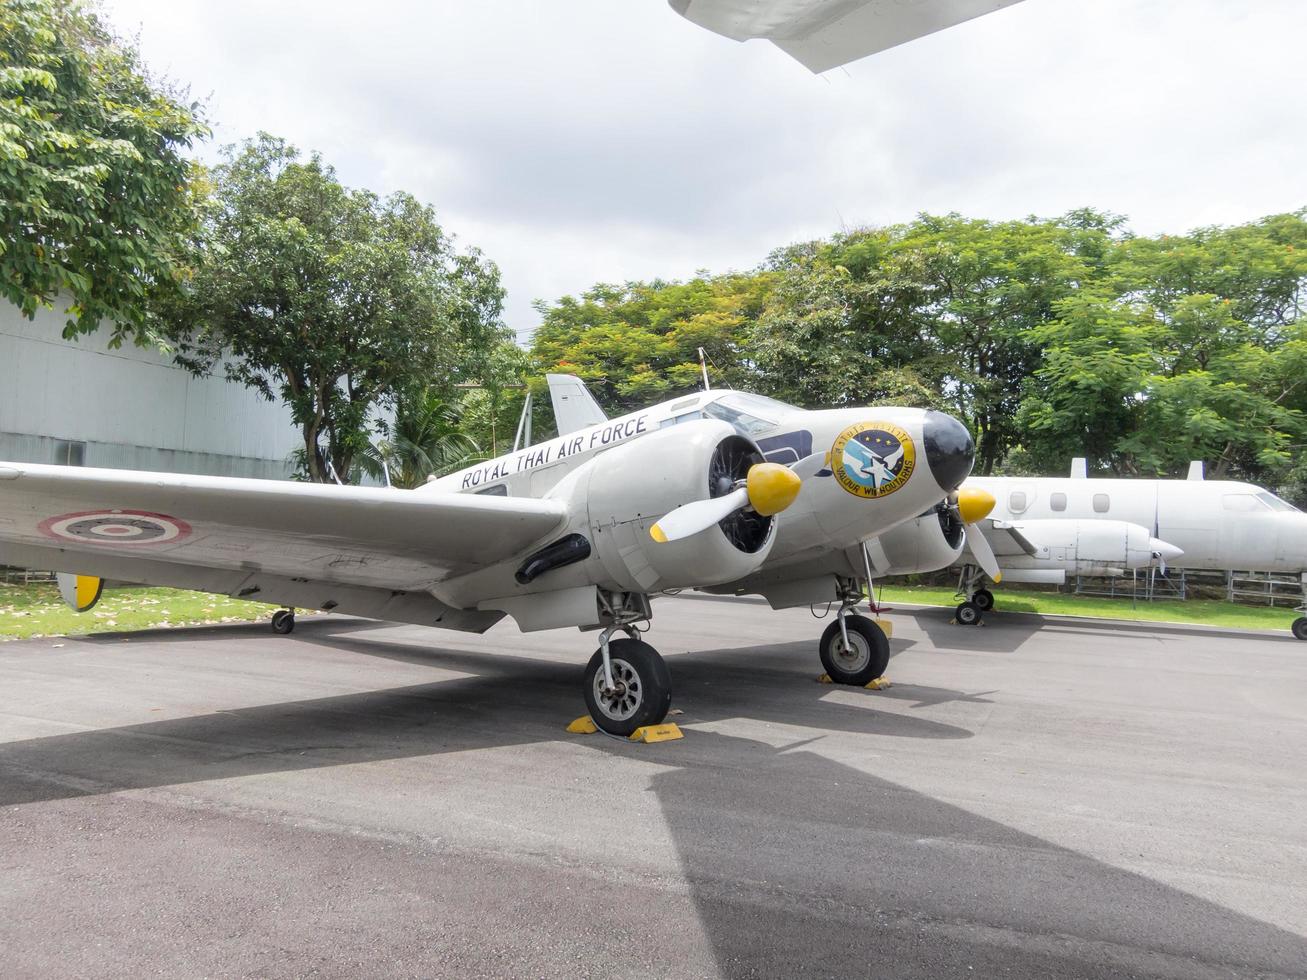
xmin=954 ymin=565 xmax=994 ymax=626
xmin=271 ymin=608 xmax=296 ymax=634
xmin=581 ymin=593 xmax=672 ymax=737
xmin=818 ymin=576 xmax=890 ymax=686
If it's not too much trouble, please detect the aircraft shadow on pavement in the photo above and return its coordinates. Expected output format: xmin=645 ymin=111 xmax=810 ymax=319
xmin=5 ymin=621 xmax=1304 ymax=977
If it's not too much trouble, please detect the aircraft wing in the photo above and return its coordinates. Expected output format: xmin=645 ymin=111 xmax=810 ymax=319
xmin=670 ymin=0 xmax=1026 ymax=72
xmin=976 ymin=519 xmax=1040 ymax=558
xmin=0 ymin=462 xmax=568 ymax=598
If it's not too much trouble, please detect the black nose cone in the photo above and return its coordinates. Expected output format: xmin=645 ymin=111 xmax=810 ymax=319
xmin=923 ymin=411 xmax=974 ymax=492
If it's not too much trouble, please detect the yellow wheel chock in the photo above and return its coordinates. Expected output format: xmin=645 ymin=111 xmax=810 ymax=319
xmin=565 ymin=716 xmax=684 ymax=743
xmin=818 ymin=674 xmax=892 ymax=690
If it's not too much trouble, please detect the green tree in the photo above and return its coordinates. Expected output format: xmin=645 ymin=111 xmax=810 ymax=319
xmin=356 ymin=390 xmax=481 ymax=488
xmin=531 ymin=273 xmax=773 ymax=415
xmin=170 ymin=134 xmax=506 ymax=483
xmin=0 ymin=0 xmax=207 ymax=343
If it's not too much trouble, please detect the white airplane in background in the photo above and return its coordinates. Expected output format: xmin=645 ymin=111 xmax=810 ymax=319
xmin=960 ymin=460 xmax=1307 ymax=638
xmin=0 ymin=390 xmax=980 ymax=735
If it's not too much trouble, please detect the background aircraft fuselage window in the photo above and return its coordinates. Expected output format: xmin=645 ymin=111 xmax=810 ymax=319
xmin=1093 ymin=493 xmax=1111 ymax=513
xmin=1050 ymin=492 xmax=1067 ymax=511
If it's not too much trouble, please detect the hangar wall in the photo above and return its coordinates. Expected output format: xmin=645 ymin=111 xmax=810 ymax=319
xmin=0 ymin=300 xmax=300 ymax=479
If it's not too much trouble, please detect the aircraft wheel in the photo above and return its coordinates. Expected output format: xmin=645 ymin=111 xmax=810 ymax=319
xmin=819 ymin=615 xmax=890 ymax=686
xmin=1293 ymin=617 xmax=1307 ymax=641
xmin=583 ymin=638 xmax=672 ymax=737
xmin=972 ymin=588 xmax=995 ymax=612
xmin=955 ymin=601 xmax=982 ymax=626
xmin=271 ymin=609 xmax=296 ymax=634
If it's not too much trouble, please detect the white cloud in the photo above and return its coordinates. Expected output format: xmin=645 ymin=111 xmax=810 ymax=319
xmin=103 ymin=0 xmax=1307 ymax=337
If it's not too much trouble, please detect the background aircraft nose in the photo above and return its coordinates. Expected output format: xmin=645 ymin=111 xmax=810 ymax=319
xmin=922 ymin=410 xmax=975 ymax=492
xmin=1150 ymin=539 xmax=1184 ymax=563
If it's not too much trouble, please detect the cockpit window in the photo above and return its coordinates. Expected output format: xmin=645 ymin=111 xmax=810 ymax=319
xmin=1256 ymin=491 xmax=1299 ymax=512
xmin=1222 ymin=494 xmax=1266 ymax=513
xmin=702 ymin=392 xmax=794 ymax=435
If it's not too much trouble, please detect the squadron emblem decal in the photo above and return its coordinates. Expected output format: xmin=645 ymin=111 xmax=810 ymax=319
xmin=831 ymin=422 xmax=915 ymax=499
xmin=38 ymin=510 xmax=192 ymax=546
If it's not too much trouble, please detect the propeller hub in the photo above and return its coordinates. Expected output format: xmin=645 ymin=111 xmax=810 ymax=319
xmin=746 ymin=462 xmax=802 ymax=517
xmin=956 ymin=486 xmax=996 ymax=525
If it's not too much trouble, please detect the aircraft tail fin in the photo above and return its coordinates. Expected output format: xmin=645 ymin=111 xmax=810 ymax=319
xmin=546 ymin=374 xmax=608 ymax=435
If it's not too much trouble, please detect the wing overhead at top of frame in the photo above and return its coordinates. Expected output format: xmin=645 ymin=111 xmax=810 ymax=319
xmin=670 ymin=0 xmax=1026 ymax=72
xmin=0 ymin=461 xmax=567 ymax=591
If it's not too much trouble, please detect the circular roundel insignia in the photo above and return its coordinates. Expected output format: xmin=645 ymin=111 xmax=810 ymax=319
xmin=38 ymin=510 xmax=192 ymax=546
xmin=831 ymin=422 xmax=916 ymax=499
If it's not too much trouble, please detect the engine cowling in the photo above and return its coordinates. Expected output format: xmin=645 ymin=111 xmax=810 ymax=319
xmin=1002 ymin=519 xmax=1164 ymax=575
xmin=868 ymin=502 xmax=965 ymax=575
xmin=580 ymin=419 xmax=777 ymax=592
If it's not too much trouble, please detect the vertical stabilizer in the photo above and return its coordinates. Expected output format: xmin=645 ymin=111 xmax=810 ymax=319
xmin=546 ymin=374 xmax=609 ymax=436
xmin=1069 ymin=457 xmax=1087 ymax=479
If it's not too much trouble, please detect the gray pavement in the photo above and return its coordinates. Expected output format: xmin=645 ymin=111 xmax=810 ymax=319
xmin=1 ymin=596 xmax=1305 ymax=979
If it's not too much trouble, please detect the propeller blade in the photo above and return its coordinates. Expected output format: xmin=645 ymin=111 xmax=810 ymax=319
xmin=650 ymin=487 xmax=749 ymax=542
xmin=650 ymin=461 xmax=802 ymax=543
xmin=964 ymin=525 xmax=1002 ymax=583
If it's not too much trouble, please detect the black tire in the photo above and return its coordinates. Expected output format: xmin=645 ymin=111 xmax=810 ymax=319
xmin=1293 ymin=617 xmax=1307 ymax=641
xmin=972 ymin=588 xmax=995 ymax=612
xmin=583 ymin=638 xmax=672 ymax=737
xmin=819 ymin=615 xmax=890 ymax=686
xmin=271 ymin=610 xmax=295 ymax=635
xmin=955 ymin=601 xmax=982 ymax=626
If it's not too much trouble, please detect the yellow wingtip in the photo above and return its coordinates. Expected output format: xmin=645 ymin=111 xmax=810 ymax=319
xmin=649 ymin=523 xmax=668 ymax=543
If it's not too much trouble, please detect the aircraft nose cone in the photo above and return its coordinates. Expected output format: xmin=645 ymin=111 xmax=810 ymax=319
xmin=923 ymin=410 xmax=975 ymax=493
xmin=1151 ymin=538 xmax=1184 ymax=562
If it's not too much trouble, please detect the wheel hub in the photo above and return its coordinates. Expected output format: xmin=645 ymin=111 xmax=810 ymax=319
xmin=593 ymin=659 xmax=643 ymax=721
xmin=831 ymin=630 xmax=871 ymax=673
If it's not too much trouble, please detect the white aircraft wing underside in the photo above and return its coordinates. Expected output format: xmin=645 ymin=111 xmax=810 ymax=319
xmin=670 ymin=0 xmax=1026 ymax=72
xmin=0 ymin=461 xmax=567 ymax=593
xmin=976 ymin=519 xmax=1040 ymax=557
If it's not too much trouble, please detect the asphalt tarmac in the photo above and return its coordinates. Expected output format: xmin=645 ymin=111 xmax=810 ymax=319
xmin=1 ymin=595 xmax=1305 ymax=979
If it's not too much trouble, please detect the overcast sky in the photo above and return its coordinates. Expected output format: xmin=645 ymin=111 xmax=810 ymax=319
xmin=101 ymin=0 xmax=1307 ymax=339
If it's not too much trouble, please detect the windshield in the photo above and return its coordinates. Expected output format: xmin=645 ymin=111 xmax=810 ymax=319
xmin=701 ymin=392 xmax=797 ymax=435
xmin=1257 ymin=491 xmax=1300 ymax=512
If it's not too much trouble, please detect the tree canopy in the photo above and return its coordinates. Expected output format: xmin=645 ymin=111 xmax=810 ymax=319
xmin=530 ymin=208 xmax=1307 ymax=497
xmin=0 ymin=0 xmax=207 ymax=344
xmin=169 ymin=134 xmax=507 ymax=483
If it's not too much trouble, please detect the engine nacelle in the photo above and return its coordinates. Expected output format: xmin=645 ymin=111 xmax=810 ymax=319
xmin=580 ymin=419 xmax=777 ymax=592
xmin=868 ymin=503 xmax=964 ymax=575
xmin=1000 ymin=519 xmax=1163 ymax=576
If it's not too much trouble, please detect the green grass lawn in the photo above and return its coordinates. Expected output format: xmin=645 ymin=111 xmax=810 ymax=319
xmin=873 ymin=584 xmax=1298 ymax=632
xmin=1 ymin=579 xmax=1298 ymax=642
xmin=0 ymin=580 xmax=299 ymax=641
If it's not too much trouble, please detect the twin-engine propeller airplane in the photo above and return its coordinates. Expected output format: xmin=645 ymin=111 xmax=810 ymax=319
xmin=0 ymin=388 xmax=976 ymax=735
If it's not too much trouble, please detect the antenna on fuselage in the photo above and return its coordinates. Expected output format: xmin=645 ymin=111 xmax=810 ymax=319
xmin=1069 ymin=457 xmax=1087 ymax=479
xmin=1187 ymin=460 xmax=1204 ymax=481
xmin=698 ymin=347 xmax=711 ymax=391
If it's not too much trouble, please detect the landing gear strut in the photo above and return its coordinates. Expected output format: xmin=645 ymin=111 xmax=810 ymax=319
xmin=954 ymin=565 xmax=992 ymax=626
xmin=581 ymin=592 xmax=671 ymax=737
xmin=818 ymin=575 xmax=890 ymax=685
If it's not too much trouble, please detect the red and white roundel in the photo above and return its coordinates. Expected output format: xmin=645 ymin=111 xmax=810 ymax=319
xmin=38 ymin=510 xmax=192 ymax=546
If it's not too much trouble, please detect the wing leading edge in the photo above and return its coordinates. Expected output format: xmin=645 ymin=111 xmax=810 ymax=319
xmin=0 ymin=462 xmax=567 ymax=593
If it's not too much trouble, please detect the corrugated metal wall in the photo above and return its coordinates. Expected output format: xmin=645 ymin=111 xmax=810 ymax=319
xmin=0 ymin=300 xmax=301 ymax=478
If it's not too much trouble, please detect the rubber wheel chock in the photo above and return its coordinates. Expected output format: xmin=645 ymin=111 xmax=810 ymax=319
xmin=865 ymin=676 xmax=892 ymax=690
xmin=566 ymin=716 xmax=598 ymax=734
xmin=873 ymin=618 xmax=894 ymax=638
xmin=817 ymin=673 xmax=834 ymax=684
xmin=629 ymin=723 xmax=683 ymax=743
